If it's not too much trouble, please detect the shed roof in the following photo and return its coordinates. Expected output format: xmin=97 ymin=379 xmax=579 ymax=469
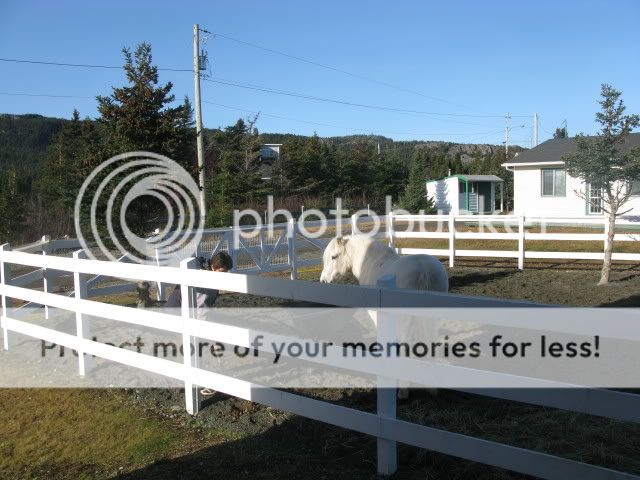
xmin=426 ymin=174 xmax=503 ymax=184
xmin=460 ymin=174 xmax=503 ymax=182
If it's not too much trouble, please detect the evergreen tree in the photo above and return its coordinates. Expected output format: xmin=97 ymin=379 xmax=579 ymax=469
xmin=370 ymin=149 xmax=407 ymax=199
xmin=97 ymin=43 xmax=194 ymax=168
xmin=429 ymin=153 xmax=449 ymax=180
xmin=563 ymin=84 xmax=640 ymax=284
xmin=206 ymin=118 xmax=266 ymax=226
xmin=553 ymin=127 xmax=568 ymax=138
xmin=0 ymin=166 xmax=25 ymax=242
xmin=37 ymin=110 xmax=101 ymax=213
xmin=93 ymin=43 xmax=195 ymax=235
xmin=399 ymin=150 xmax=435 ymax=213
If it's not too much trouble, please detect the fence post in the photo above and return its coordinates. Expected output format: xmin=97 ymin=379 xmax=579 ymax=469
xmin=42 ymin=235 xmax=53 ymax=320
xmin=518 ymin=216 xmax=525 ymax=270
xmin=288 ymin=218 xmax=298 ymax=280
xmin=154 ymin=247 xmax=166 ymax=301
xmin=376 ymin=274 xmax=397 ymax=476
xmin=387 ymin=212 xmax=395 ymax=249
xmin=72 ymin=250 xmax=91 ymax=376
xmin=1 ymin=243 xmax=12 ymax=350
xmin=229 ymin=228 xmax=239 ymax=273
xmin=448 ymin=213 xmax=455 ymax=268
xmin=258 ymin=228 xmax=266 ymax=268
xmin=351 ymin=213 xmax=358 ymax=235
xmin=180 ymin=257 xmax=201 ymax=415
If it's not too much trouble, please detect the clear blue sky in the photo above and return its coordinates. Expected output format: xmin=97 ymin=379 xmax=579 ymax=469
xmin=1 ymin=0 xmax=638 ymax=147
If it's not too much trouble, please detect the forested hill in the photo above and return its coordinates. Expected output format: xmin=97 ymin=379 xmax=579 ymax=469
xmin=0 ymin=114 xmax=68 ymax=167
xmin=0 ymin=113 xmax=520 ymax=168
xmin=259 ymin=133 xmax=516 ymax=164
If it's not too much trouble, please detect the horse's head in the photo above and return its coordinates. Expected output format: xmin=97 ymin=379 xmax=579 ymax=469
xmin=320 ymin=237 xmax=352 ymax=283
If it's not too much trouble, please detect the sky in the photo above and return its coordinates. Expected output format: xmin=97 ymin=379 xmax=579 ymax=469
xmin=1 ymin=0 xmax=638 ymax=147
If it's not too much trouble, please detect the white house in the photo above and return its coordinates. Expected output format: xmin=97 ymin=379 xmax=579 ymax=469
xmin=502 ymin=133 xmax=640 ymax=218
xmin=258 ymin=143 xmax=282 ymax=180
xmin=426 ymin=174 xmax=504 ymax=214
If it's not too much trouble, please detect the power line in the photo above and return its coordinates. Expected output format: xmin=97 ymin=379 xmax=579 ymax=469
xmin=0 ymin=89 xmax=507 ymax=143
xmin=0 ymin=91 xmax=93 ymax=99
xmin=203 ymin=29 xmax=488 ymax=113
xmin=1 ymin=55 xmax=531 ymax=122
xmin=202 ymin=76 xmax=528 ymax=120
xmin=0 ymin=57 xmax=192 ymax=72
xmin=203 ymin=99 xmax=507 ymax=137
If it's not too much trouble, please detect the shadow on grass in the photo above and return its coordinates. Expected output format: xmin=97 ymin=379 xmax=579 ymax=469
xmin=598 ymin=295 xmax=640 ymax=307
xmin=449 ymin=270 xmax=517 ymax=288
xmin=114 ymin=389 xmax=534 ymax=480
xmin=115 ymin=387 xmax=640 ymax=480
xmin=115 ymin=406 xmax=378 ymax=480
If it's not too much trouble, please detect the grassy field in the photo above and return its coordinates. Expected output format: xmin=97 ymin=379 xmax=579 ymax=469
xmin=3 ymin=256 xmax=640 ymax=478
xmin=0 ymin=389 xmax=228 ymax=480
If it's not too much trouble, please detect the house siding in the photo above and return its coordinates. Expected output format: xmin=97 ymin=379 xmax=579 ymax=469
xmin=512 ymin=166 xmax=640 ymax=218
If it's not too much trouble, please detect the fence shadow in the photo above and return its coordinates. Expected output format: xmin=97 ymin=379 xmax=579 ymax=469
xmin=449 ymin=270 xmax=517 ymax=288
xmin=598 ymin=295 xmax=640 ymax=308
xmin=116 ymin=397 xmax=378 ymax=480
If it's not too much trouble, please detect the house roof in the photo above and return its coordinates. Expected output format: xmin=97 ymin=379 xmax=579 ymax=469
xmin=503 ymin=132 xmax=640 ymax=166
xmin=426 ymin=174 xmax=503 ymax=184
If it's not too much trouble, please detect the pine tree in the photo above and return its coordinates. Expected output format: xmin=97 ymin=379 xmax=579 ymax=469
xmin=206 ymin=118 xmax=265 ymax=226
xmin=38 ymin=110 xmax=100 ymax=213
xmin=563 ymin=84 xmax=640 ymax=284
xmin=399 ymin=150 xmax=435 ymax=213
xmin=0 ymin=166 xmax=25 ymax=242
xmin=93 ymin=43 xmax=195 ymax=235
xmin=97 ymin=43 xmax=194 ymax=168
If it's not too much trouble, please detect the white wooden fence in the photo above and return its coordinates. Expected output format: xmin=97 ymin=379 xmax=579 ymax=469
xmin=1 ymin=243 xmax=640 ymax=479
xmin=151 ymin=213 xmax=640 ymax=300
xmin=391 ymin=213 xmax=640 ymax=269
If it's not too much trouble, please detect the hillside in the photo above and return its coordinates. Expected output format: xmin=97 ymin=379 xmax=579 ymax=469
xmin=0 ymin=113 xmax=521 ymax=168
xmin=0 ymin=114 xmax=68 ymax=167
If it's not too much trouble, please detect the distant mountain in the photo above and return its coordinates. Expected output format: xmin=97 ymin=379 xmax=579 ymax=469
xmin=0 ymin=113 xmax=522 ymax=168
xmin=259 ymin=132 xmax=520 ymax=163
xmin=0 ymin=114 xmax=68 ymax=167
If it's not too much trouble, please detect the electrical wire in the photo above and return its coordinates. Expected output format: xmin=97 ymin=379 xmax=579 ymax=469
xmin=0 ymin=91 xmax=94 ymax=99
xmin=202 ymin=76 xmax=525 ymax=119
xmin=203 ymin=99 xmax=507 ymax=138
xmin=0 ymin=57 xmax=192 ymax=72
xmin=202 ymin=28 xmax=492 ymax=113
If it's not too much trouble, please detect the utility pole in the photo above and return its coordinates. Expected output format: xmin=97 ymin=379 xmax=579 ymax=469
xmin=504 ymin=113 xmax=511 ymax=156
xmin=533 ymin=112 xmax=539 ymax=147
xmin=193 ymin=24 xmax=206 ymax=220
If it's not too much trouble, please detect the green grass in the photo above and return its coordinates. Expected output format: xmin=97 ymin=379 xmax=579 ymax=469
xmin=0 ymin=389 xmax=225 ymax=480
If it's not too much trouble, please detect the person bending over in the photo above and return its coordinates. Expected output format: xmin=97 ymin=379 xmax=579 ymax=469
xmin=164 ymin=251 xmax=233 ymax=310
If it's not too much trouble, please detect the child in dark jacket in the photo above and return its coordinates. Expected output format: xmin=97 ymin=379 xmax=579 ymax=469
xmin=164 ymin=251 xmax=233 ymax=310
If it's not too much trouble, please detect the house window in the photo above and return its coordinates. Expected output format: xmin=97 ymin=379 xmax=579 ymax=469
xmin=588 ymin=184 xmax=603 ymax=214
xmin=630 ymin=180 xmax=640 ymax=196
xmin=541 ymin=168 xmax=566 ymax=197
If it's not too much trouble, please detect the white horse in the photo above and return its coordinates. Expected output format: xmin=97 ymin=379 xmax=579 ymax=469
xmin=320 ymin=235 xmax=448 ymax=292
xmin=320 ymin=235 xmax=448 ymax=398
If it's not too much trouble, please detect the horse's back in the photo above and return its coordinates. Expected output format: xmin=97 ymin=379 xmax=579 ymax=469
xmin=380 ymin=254 xmax=448 ymax=292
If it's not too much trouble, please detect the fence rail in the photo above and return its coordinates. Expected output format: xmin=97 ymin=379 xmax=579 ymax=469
xmin=1 ymin=240 xmax=640 ymax=478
